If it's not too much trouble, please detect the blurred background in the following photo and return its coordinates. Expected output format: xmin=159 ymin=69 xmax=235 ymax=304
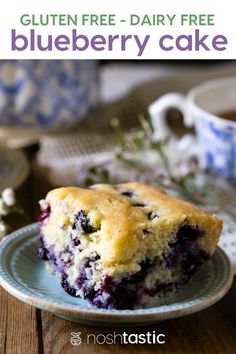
xmin=1 ymin=59 xmax=236 ymax=203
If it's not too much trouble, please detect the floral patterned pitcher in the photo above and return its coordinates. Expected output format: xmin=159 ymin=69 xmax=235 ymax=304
xmin=0 ymin=60 xmax=99 ymax=129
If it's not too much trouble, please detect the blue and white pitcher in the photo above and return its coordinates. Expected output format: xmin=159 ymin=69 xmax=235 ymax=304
xmin=0 ymin=60 xmax=99 ymax=129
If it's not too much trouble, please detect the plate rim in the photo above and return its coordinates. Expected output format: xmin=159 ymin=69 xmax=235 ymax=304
xmin=0 ymin=223 xmax=233 ymax=323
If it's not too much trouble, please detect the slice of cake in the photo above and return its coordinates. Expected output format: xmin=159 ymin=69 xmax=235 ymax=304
xmin=38 ymin=182 xmax=222 ymax=310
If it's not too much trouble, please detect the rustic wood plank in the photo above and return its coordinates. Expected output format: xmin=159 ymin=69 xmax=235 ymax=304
xmin=41 ymin=311 xmax=150 ymax=354
xmin=0 ymin=288 xmax=8 ymax=354
xmin=0 ymin=288 xmax=40 ymax=354
xmin=40 ymin=281 xmax=236 ymax=354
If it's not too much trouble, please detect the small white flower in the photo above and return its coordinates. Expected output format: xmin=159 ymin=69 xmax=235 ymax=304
xmin=0 ymin=222 xmax=6 ymax=240
xmin=2 ymin=188 xmax=16 ymax=207
xmin=0 ymin=198 xmax=8 ymax=216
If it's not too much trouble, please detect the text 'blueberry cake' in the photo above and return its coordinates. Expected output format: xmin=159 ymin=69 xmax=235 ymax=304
xmin=38 ymin=182 xmax=222 ymax=310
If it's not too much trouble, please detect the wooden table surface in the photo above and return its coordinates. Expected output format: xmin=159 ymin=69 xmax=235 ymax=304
xmin=0 ymin=148 xmax=236 ymax=354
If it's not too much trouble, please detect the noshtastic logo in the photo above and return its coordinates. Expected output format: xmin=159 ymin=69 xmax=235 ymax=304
xmin=70 ymin=331 xmax=166 ymax=345
xmin=70 ymin=332 xmax=82 ymax=346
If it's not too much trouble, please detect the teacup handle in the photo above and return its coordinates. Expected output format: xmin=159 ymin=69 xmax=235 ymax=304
xmin=148 ymin=93 xmax=194 ymax=139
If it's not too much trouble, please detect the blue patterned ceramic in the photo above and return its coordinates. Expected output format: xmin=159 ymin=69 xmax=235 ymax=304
xmin=0 ymin=61 xmax=99 ymax=129
xmin=0 ymin=224 xmax=233 ymax=327
xmin=149 ymin=77 xmax=236 ymax=182
xmin=194 ymin=115 xmax=236 ymax=180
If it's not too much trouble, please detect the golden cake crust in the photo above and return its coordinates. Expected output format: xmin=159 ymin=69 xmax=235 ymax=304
xmin=44 ymin=182 xmax=222 ymax=271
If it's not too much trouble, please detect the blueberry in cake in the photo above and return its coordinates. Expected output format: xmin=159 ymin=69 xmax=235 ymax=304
xmin=38 ymin=182 xmax=222 ymax=310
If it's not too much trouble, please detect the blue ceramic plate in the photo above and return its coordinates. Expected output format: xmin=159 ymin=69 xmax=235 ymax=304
xmin=0 ymin=224 xmax=233 ymax=327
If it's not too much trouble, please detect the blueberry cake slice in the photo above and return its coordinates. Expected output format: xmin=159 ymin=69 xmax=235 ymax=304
xmin=38 ymin=182 xmax=222 ymax=310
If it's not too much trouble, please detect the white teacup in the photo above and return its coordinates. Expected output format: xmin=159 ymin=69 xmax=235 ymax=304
xmin=149 ymin=76 xmax=236 ymax=182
